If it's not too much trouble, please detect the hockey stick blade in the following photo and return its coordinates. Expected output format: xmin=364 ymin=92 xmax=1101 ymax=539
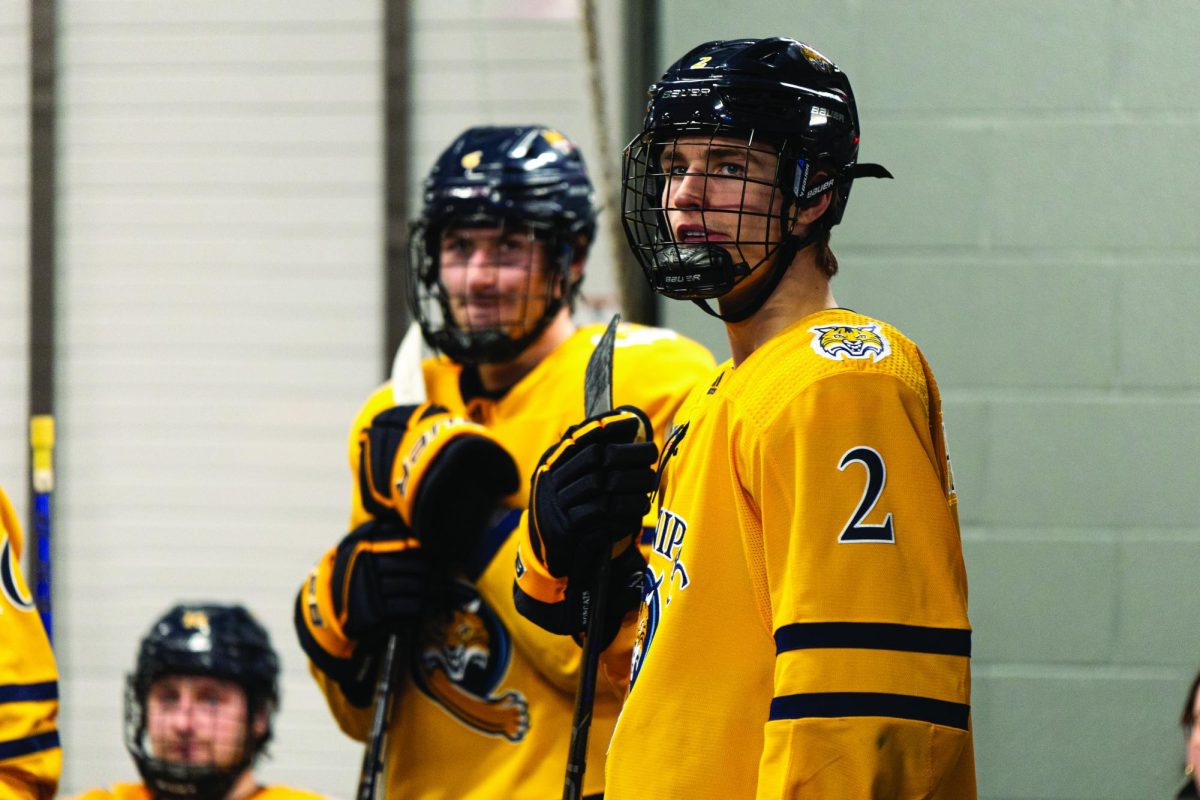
xmin=563 ymin=313 xmax=620 ymax=800
xmin=391 ymin=320 xmax=428 ymax=406
xmin=583 ymin=314 xmax=618 ymax=418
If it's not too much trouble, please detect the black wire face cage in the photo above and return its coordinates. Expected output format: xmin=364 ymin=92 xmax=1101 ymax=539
xmin=621 ymin=126 xmax=804 ymax=301
xmin=409 ymin=216 xmax=575 ymax=364
xmin=124 ymin=675 xmax=263 ymax=800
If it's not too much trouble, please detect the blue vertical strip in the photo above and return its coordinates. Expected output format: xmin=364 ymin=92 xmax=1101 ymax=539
xmin=33 ymin=493 xmax=51 ymax=642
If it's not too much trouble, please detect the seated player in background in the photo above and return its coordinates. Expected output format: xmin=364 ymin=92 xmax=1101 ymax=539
xmin=294 ymin=125 xmax=714 ymax=799
xmin=0 ymin=483 xmax=60 ymax=799
xmin=74 ymin=602 xmax=326 ymax=800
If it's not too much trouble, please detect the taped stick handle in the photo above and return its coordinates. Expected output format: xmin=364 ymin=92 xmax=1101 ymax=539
xmin=30 ymin=415 xmax=54 ymax=641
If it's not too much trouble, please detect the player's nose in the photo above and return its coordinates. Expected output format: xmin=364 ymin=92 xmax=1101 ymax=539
xmin=465 ymin=248 xmax=500 ymax=288
xmin=667 ymin=169 xmax=707 ymax=210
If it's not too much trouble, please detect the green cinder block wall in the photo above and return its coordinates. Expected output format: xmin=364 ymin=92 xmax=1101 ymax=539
xmin=655 ymin=2 xmax=1200 ymax=797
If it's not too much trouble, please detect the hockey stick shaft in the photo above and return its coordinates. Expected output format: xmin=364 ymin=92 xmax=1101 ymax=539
xmin=356 ymin=321 xmax=427 ymax=800
xmin=563 ymin=552 xmax=612 ymax=800
xmin=356 ymin=630 xmax=402 ymax=800
xmin=30 ymin=415 xmax=54 ymax=642
xmin=563 ymin=314 xmax=620 ymax=800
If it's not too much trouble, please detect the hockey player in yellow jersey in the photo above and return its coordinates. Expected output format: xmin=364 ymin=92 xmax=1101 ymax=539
xmin=74 ymin=603 xmax=327 ymax=800
xmin=516 ymin=38 xmax=976 ymax=798
xmin=0 ymin=483 xmax=60 ymax=799
xmin=293 ymin=125 xmax=713 ymax=799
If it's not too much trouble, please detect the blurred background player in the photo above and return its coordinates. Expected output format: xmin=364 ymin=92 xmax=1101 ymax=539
xmin=516 ymin=37 xmax=976 ymax=797
xmin=0 ymin=483 xmax=60 ymax=798
xmin=294 ymin=124 xmax=713 ymax=799
xmin=74 ymin=602 xmax=326 ymax=800
xmin=1178 ymin=668 xmax=1200 ymax=798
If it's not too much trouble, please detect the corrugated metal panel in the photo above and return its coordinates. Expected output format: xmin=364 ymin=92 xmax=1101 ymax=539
xmin=54 ymin=3 xmax=382 ymax=793
xmin=409 ymin=0 xmax=627 ymax=319
xmin=0 ymin=3 xmax=30 ymax=533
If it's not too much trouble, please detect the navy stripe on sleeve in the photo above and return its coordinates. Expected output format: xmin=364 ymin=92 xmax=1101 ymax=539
xmin=775 ymin=622 xmax=971 ymax=658
xmin=464 ymin=508 xmax=524 ymax=581
xmin=770 ymin=691 xmax=970 ymax=731
xmin=0 ymin=681 xmax=58 ymax=704
xmin=0 ymin=730 xmax=60 ymax=761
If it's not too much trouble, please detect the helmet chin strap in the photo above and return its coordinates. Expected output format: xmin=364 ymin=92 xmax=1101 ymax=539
xmin=690 ymin=224 xmax=822 ymax=323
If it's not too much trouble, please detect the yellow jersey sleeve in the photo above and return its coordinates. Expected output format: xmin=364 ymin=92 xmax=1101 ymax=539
xmin=0 ymin=485 xmax=61 ymax=800
xmin=293 ymin=541 xmax=377 ymax=741
xmin=739 ymin=338 xmax=973 ymax=796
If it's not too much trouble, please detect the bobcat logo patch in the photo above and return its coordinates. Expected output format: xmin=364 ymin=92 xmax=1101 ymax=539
xmin=810 ymin=324 xmax=891 ymax=362
xmin=413 ymin=581 xmax=529 ymax=742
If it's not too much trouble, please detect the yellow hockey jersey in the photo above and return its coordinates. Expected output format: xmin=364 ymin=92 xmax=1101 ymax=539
xmin=600 ymin=310 xmax=976 ymax=799
xmin=0 ymin=484 xmax=60 ymax=800
xmin=70 ymin=783 xmax=329 ymax=799
xmin=296 ymin=322 xmax=713 ymax=799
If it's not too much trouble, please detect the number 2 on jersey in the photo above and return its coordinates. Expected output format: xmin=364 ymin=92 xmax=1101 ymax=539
xmin=837 ymin=446 xmax=895 ymax=543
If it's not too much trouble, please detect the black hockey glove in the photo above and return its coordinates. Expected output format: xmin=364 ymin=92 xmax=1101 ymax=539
xmin=333 ymin=518 xmax=429 ymax=644
xmin=358 ymin=402 xmax=518 ymax=566
xmin=529 ymin=406 xmax=658 ymax=580
xmin=515 ymin=540 xmax=649 ymax=649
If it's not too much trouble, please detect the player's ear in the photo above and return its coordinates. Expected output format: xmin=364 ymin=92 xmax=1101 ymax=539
xmin=569 ymin=234 xmax=588 ymax=278
xmin=252 ymin=704 xmax=269 ymax=738
xmin=797 ymin=172 xmax=834 ymax=225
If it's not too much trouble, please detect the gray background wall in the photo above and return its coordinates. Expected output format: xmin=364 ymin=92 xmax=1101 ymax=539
xmin=2 ymin=1 xmax=1197 ymax=798
xmin=657 ymin=2 xmax=1200 ymax=798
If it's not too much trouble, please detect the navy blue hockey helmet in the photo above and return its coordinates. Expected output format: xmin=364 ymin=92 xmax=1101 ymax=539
xmin=125 ymin=603 xmax=280 ymax=800
xmin=621 ymin=37 xmax=891 ymax=315
xmin=410 ymin=125 xmax=598 ymax=364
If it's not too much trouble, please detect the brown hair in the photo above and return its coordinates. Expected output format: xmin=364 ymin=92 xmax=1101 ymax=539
xmin=815 ymin=228 xmax=838 ymax=277
xmin=1182 ymin=670 xmax=1200 ymax=729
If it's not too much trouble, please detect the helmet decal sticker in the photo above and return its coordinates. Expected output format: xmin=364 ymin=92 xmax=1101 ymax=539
xmin=800 ymin=43 xmax=834 ymax=73
xmin=460 ymin=150 xmax=483 ymax=170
